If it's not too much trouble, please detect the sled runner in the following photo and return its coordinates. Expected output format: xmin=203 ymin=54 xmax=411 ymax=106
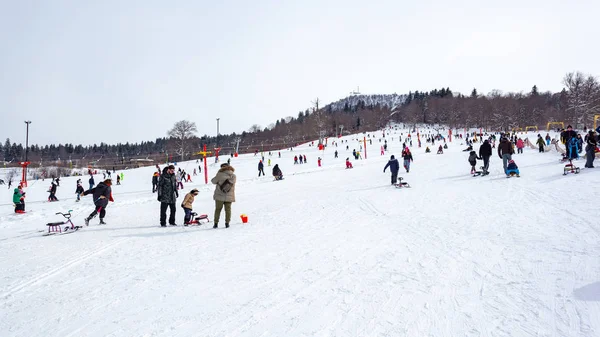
xmin=44 ymin=210 xmax=82 ymax=236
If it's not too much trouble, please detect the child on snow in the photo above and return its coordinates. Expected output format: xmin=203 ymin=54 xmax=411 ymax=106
xmin=75 ymin=183 xmax=84 ymax=202
xmin=506 ymin=159 xmax=520 ymax=177
xmin=345 ymin=158 xmax=353 ymax=169
xmin=468 ymin=151 xmax=481 ymax=174
xmin=13 ymin=185 xmax=25 ymax=213
xmin=181 ymin=188 xmax=199 ymax=225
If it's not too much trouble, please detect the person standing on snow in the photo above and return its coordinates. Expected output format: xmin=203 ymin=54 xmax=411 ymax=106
xmin=536 ymin=135 xmax=545 ymax=153
xmin=13 ymin=185 xmax=25 ymax=213
xmin=48 ymin=181 xmax=58 ymax=201
xmin=152 ymin=172 xmax=159 ymax=193
xmin=258 ymin=160 xmax=265 ymax=177
xmin=497 ymin=137 xmax=514 ymax=173
xmin=83 ymin=179 xmax=114 ymax=225
xmin=585 ymin=130 xmax=597 ymax=168
xmin=383 ymin=155 xmax=400 ymax=185
xmin=478 ymin=139 xmax=492 ymax=175
xmin=211 ymin=163 xmax=236 ymax=229
xmin=272 ymin=164 xmax=283 ymax=180
xmin=401 ymin=148 xmax=413 ymax=173
xmin=516 ymin=138 xmax=524 ymax=154
xmin=157 ymin=165 xmax=178 ymax=227
xmin=89 ymin=175 xmax=95 ymax=190
xmin=75 ymin=182 xmax=84 ymax=202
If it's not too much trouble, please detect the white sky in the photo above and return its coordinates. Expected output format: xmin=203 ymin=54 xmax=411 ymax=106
xmin=1 ymin=0 xmax=598 ymax=146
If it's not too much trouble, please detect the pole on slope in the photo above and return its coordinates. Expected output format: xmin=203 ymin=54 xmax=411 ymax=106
xmin=363 ymin=137 xmax=367 ymax=159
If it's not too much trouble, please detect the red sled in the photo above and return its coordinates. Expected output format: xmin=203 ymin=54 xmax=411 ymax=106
xmin=185 ymin=212 xmax=210 ymax=226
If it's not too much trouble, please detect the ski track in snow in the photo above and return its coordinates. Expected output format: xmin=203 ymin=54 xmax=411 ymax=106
xmin=1 ymin=129 xmax=600 ymax=337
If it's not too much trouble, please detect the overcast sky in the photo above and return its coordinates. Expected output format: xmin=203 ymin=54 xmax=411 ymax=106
xmin=1 ymin=0 xmax=598 ymax=146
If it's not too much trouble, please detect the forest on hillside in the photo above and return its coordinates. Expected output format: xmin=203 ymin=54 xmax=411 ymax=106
xmin=2 ymin=71 xmax=598 ymax=169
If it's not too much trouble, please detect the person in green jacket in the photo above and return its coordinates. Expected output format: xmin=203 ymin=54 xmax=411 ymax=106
xmin=13 ymin=185 xmax=25 ymax=213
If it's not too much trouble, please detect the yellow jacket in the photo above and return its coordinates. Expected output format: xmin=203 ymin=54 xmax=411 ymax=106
xmin=181 ymin=192 xmax=195 ymax=209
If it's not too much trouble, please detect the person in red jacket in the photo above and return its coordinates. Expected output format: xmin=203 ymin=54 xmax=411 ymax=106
xmin=345 ymin=158 xmax=353 ymax=169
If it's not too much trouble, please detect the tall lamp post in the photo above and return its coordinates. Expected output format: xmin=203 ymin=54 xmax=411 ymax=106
xmin=22 ymin=121 xmax=32 ymax=187
xmin=215 ymin=118 xmax=221 ymax=163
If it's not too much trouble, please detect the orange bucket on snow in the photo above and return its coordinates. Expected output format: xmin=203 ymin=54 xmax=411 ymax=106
xmin=240 ymin=214 xmax=248 ymax=223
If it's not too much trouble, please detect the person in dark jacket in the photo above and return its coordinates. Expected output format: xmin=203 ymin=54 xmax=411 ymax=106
xmin=272 ymin=164 xmax=283 ymax=180
xmin=157 ymin=165 xmax=178 ymax=226
xmin=258 ymin=160 xmax=265 ymax=177
xmin=402 ymin=148 xmax=414 ymax=173
xmin=585 ymin=130 xmax=597 ymax=168
xmin=468 ymin=151 xmax=480 ymax=174
xmin=383 ymin=155 xmax=400 ymax=184
xmin=83 ymin=179 xmax=114 ymax=225
xmin=48 ymin=182 xmax=58 ymax=201
xmin=563 ymin=125 xmax=578 ymax=158
xmin=497 ymin=137 xmax=514 ymax=173
xmin=152 ymin=172 xmax=159 ymax=193
xmin=75 ymin=183 xmax=84 ymax=202
xmin=536 ymin=135 xmax=546 ymax=153
xmin=478 ymin=140 xmax=492 ymax=175
xmin=89 ymin=175 xmax=95 ymax=190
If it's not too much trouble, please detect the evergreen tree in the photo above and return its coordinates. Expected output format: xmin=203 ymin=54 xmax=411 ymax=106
xmin=531 ymin=85 xmax=539 ymax=96
xmin=471 ymin=88 xmax=478 ymax=98
xmin=4 ymin=138 xmax=11 ymax=160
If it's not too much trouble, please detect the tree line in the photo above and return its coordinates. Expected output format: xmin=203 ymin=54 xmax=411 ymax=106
xmin=3 ymin=71 xmax=598 ymax=168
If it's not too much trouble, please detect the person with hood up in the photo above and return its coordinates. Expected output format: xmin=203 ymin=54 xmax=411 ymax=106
xmin=478 ymin=139 xmax=492 ymax=175
xmin=383 ymin=155 xmax=400 ymax=184
xmin=181 ymin=188 xmax=199 ymax=225
xmin=211 ymin=163 xmax=236 ymax=229
xmin=83 ymin=179 xmax=114 ymax=225
xmin=13 ymin=185 xmax=25 ymax=213
xmin=497 ymin=137 xmax=514 ymax=173
xmin=272 ymin=164 xmax=283 ymax=180
xmin=157 ymin=165 xmax=179 ymax=226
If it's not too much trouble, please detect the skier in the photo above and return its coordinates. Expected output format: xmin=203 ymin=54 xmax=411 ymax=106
xmin=181 ymin=188 xmax=199 ymax=225
xmin=585 ymin=130 xmax=597 ymax=168
xmin=157 ymin=165 xmax=178 ymax=227
xmin=13 ymin=185 xmax=25 ymax=213
xmin=478 ymin=139 xmax=492 ymax=175
xmin=211 ymin=163 xmax=236 ymax=229
xmin=383 ymin=155 xmax=400 ymax=185
xmin=272 ymin=164 xmax=283 ymax=181
xmin=497 ymin=137 xmax=514 ymax=173
xmin=402 ymin=148 xmax=413 ymax=173
xmin=48 ymin=181 xmax=58 ymax=202
xmin=152 ymin=172 xmax=159 ymax=193
xmin=83 ymin=179 xmax=114 ymax=225
xmin=258 ymin=160 xmax=265 ymax=177
xmin=75 ymin=182 xmax=84 ymax=202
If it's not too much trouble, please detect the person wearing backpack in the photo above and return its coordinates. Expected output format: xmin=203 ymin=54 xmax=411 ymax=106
xmin=211 ymin=163 xmax=236 ymax=229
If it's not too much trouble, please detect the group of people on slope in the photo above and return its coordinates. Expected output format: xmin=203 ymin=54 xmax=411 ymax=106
xmin=156 ymin=163 xmax=240 ymax=228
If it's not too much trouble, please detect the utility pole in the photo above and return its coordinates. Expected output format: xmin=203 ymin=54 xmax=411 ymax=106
xmin=24 ymin=121 xmax=31 ymax=162
xmin=216 ymin=118 xmax=220 ymax=147
xmin=21 ymin=121 xmax=32 ymax=186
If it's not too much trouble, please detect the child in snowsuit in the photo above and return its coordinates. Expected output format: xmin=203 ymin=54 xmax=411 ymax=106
xmin=83 ymin=179 xmax=114 ymax=225
xmin=345 ymin=158 xmax=353 ymax=169
xmin=505 ymin=159 xmax=520 ymax=177
xmin=76 ymin=183 xmax=84 ymax=202
xmin=152 ymin=172 xmax=159 ymax=193
xmin=181 ymin=188 xmax=199 ymax=224
xmin=468 ymin=151 xmax=480 ymax=174
xmin=13 ymin=185 xmax=25 ymax=213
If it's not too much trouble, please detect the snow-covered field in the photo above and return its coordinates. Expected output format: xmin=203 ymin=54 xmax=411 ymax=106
xmin=1 ymin=128 xmax=600 ymax=337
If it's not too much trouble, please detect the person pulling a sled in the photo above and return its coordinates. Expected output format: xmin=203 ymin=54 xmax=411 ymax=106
xmin=83 ymin=179 xmax=114 ymax=225
xmin=181 ymin=188 xmax=199 ymax=225
xmin=383 ymin=155 xmax=400 ymax=185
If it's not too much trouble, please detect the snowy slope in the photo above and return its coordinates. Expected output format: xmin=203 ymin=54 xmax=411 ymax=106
xmin=1 ymin=129 xmax=600 ymax=337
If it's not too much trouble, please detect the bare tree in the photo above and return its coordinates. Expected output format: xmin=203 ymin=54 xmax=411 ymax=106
xmin=563 ymin=72 xmax=600 ymax=127
xmin=167 ymin=120 xmax=197 ymax=161
xmin=248 ymin=124 xmax=262 ymax=133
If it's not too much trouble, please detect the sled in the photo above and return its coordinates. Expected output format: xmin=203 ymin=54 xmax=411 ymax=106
xmin=506 ymin=172 xmax=521 ymax=178
xmin=44 ymin=210 xmax=82 ymax=236
xmin=563 ymin=160 xmax=580 ymax=175
xmin=394 ymin=177 xmax=411 ymax=188
xmin=185 ymin=212 xmax=210 ymax=226
xmin=472 ymin=171 xmax=483 ymax=177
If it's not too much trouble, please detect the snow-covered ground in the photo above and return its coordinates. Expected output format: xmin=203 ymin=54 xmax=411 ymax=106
xmin=1 ymin=128 xmax=599 ymax=337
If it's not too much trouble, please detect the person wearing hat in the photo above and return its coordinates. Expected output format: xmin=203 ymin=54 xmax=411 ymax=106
xmin=585 ymin=130 xmax=597 ymax=168
xmin=181 ymin=188 xmax=199 ymax=225
xmin=211 ymin=163 xmax=236 ymax=228
xmin=83 ymin=179 xmax=114 ymax=225
xmin=13 ymin=185 xmax=25 ymax=213
xmin=383 ymin=155 xmax=399 ymax=185
xmin=158 ymin=165 xmax=178 ymax=226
